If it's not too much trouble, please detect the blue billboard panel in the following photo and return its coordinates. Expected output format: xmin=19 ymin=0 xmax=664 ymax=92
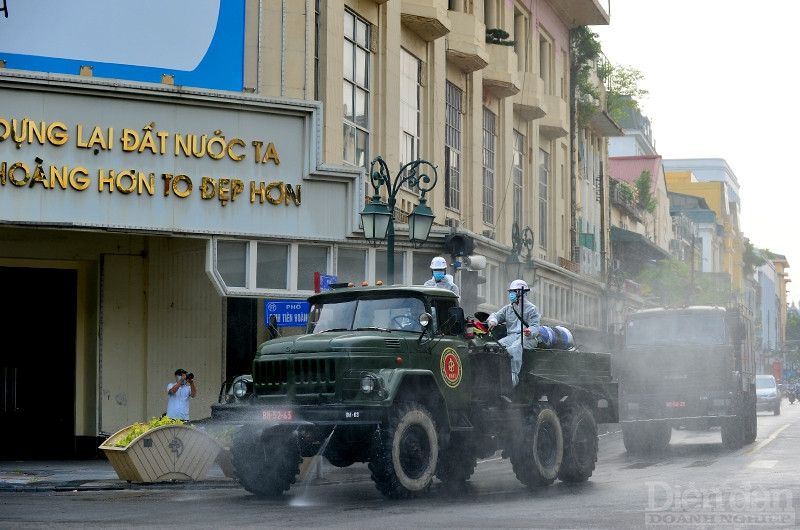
xmin=0 ymin=0 xmax=245 ymax=91
xmin=265 ymin=300 xmax=309 ymax=328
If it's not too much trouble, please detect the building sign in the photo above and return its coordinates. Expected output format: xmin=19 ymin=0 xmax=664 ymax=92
xmin=265 ymin=300 xmax=309 ymax=328
xmin=0 ymin=0 xmax=245 ymax=91
xmin=0 ymin=72 xmax=359 ymax=239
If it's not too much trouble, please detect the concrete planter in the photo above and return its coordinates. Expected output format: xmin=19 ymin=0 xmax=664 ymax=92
xmin=99 ymin=424 xmax=221 ymax=482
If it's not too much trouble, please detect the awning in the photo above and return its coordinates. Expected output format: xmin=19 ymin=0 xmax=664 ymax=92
xmin=610 ymin=226 xmax=672 ymax=262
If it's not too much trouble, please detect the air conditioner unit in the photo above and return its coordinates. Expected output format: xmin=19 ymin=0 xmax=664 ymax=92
xmin=482 ymin=230 xmax=496 ymax=240
xmin=444 ymin=218 xmax=459 ymax=228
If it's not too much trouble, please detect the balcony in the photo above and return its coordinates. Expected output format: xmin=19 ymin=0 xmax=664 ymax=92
xmin=513 ymin=72 xmax=545 ymax=121
xmin=445 ymin=11 xmax=489 ymax=73
xmin=401 ymin=0 xmax=450 ymax=42
xmin=539 ymin=94 xmax=568 ymax=138
xmin=548 ymin=0 xmax=610 ymax=28
xmin=482 ymin=44 xmax=520 ymax=98
xmin=609 ymin=185 xmax=643 ymax=222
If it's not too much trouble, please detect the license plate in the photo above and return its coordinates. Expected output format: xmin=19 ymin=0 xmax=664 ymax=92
xmin=262 ymin=409 xmax=293 ymax=421
xmin=666 ymin=401 xmax=686 ymax=408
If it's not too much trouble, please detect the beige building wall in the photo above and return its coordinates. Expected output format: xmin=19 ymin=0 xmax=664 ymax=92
xmin=0 ymin=229 xmax=223 ymax=436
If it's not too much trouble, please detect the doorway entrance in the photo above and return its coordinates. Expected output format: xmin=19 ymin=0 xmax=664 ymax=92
xmin=0 ymin=267 xmax=77 ymax=459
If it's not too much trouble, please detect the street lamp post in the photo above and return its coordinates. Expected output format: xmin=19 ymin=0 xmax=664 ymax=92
xmin=505 ymin=222 xmax=536 ymax=284
xmin=360 ymin=156 xmax=438 ymax=285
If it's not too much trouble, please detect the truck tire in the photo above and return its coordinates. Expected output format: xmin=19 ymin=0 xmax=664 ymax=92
xmin=230 ymin=426 xmax=302 ymax=497
xmin=369 ymin=401 xmax=439 ymax=499
xmin=435 ymin=434 xmax=478 ymax=485
xmin=744 ymin=394 xmax=757 ymax=444
xmin=721 ymin=409 xmax=744 ymax=449
xmin=622 ymin=421 xmax=670 ymax=455
xmin=557 ymin=406 xmax=598 ymax=483
xmin=511 ymin=403 xmax=563 ymax=488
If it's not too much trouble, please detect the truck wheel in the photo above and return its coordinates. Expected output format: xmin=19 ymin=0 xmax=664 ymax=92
xmin=511 ymin=403 xmax=563 ymax=488
xmin=744 ymin=395 xmax=757 ymax=444
xmin=369 ymin=401 xmax=439 ymax=499
xmin=721 ymin=410 xmax=744 ymax=449
xmin=622 ymin=421 xmax=670 ymax=455
xmin=230 ymin=426 xmax=302 ymax=497
xmin=436 ymin=434 xmax=478 ymax=485
xmin=648 ymin=421 xmax=672 ymax=453
xmin=557 ymin=406 xmax=598 ymax=483
xmin=621 ymin=423 xmax=646 ymax=455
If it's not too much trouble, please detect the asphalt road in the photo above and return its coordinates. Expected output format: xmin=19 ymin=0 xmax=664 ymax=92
xmin=1 ymin=403 xmax=799 ymax=529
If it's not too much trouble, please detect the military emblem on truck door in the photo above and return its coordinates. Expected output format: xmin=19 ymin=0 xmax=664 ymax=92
xmin=440 ymin=347 xmax=462 ymax=388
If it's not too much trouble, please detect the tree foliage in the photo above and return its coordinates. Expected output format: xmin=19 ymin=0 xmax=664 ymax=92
xmin=569 ymin=26 xmax=603 ymax=129
xmin=601 ymin=63 xmax=649 ymax=122
xmin=635 ymin=259 xmax=733 ymax=306
xmin=742 ymin=238 xmax=768 ymax=278
xmin=634 ymin=170 xmax=657 ymax=213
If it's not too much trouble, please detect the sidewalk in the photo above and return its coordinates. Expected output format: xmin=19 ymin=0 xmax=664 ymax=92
xmin=0 ymin=456 xmax=369 ymax=493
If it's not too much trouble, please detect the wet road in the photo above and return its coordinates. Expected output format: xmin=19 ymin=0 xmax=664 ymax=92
xmin=1 ymin=404 xmax=799 ymax=529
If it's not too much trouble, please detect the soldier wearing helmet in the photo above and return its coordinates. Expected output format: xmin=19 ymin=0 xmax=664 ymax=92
xmin=487 ymin=279 xmax=541 ymax=387
xmin=424 ymin=256 xmax=460 ymax=298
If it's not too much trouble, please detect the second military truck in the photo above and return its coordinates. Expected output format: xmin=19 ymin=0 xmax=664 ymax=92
xmin=211 ymin=284 xmax=618 ymax=498
xmin=618 ymin=304 xmax=757 ymax=453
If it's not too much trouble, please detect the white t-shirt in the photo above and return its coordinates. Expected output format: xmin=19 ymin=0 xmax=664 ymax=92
xmin=166 ymin=382 xmax=192 ymax=420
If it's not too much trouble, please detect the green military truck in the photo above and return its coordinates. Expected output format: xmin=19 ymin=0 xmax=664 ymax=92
xmin=618 ymin=305 xmax=757 ymax=453
xmin=211 ymin=284 xmax=618 ymax=498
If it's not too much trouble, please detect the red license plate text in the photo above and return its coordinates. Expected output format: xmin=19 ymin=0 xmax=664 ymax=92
xmin=262 ymin=409 xmax=294 ymax=421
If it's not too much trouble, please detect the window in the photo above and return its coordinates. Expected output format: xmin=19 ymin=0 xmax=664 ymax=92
xmin=217 ymin=240 xmax=248 ymax=288
xmin=376 ymin=249 xmax=405 ymax=284
xmin=343 ymin=9 xmax=370 ymax=168
xmin=413 ymin=253 xmax=436 ymax=285
xmin=400 ymin=49 xmax=421 ymax=186
xmin=445 ymin=82 xmax=463 ymax=210
xmin=337 ymin=247 xmax=367 ymax=284
xmin=482 ymin=107 xmax=496 ymax=225
xmin=256 ymin=243 xmax=288 ymax=289
xmin=512 ymin=130 xmax=524 ymax=228
xmin=298 ymin=245 xmax=329 ymax=291
xmin=538 ymin=148 xmax=549 ymax=249
xmin=513 ymin=6 xmax=530 ymax=72
xmin=539 ymin=30 xmax=553 ymax=95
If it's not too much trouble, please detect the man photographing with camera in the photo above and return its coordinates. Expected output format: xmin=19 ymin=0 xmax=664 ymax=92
xmin=166 ymin=368 xmax=196 ymax=420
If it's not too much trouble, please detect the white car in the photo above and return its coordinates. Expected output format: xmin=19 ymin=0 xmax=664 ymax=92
xmin=756 ymin=375 xmax=781 ymax=415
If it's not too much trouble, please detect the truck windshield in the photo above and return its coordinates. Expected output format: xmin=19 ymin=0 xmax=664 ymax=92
xmin=625 ymin=314 xmax=726 ymax=347
xmin=308 ymin=296 xmax=426 ymax=333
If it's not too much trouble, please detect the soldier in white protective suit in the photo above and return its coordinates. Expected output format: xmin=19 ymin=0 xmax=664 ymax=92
xmin=424 ymin=256 xmax=460 ymax=299
xmin=486 ymin=279 xmax=541 ymax=387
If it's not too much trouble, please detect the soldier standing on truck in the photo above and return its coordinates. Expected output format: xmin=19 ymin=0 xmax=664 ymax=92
xmin=424 ymin=256 xmax=460 ymax=299
xmin=487 ymin=279 xmax=541 ymax=386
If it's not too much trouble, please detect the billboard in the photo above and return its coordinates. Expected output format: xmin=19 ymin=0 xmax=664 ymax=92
xmin=0 ymin=0 xmax=245 ymax=91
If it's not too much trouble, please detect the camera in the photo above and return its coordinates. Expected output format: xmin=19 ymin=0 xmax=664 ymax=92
xmin=186 ymin=373 xmax=194 ymax=381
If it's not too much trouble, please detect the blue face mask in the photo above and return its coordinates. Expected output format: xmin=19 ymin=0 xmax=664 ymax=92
xmin=433 ymin=271 xmax=445 ymax=281
xmin=508 ymin=292 xmax=517 ymax=302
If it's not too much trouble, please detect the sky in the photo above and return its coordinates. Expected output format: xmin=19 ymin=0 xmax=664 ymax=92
xmin=592 ymin=0 xmax=799 ymax=307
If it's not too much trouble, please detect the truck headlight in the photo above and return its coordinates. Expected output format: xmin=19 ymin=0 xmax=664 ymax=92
xmin=233 ymin=379 xmax=249 ymax=398
xmin=360 ymin=374 xmax=378 ymax=394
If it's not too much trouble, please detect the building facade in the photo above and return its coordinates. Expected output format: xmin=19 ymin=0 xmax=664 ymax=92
xmin=0 ymin=0 xmax=623 ymax=457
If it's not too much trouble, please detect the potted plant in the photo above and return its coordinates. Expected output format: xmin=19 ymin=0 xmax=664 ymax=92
xmin=99 ymin=417 xmax=222 ymax=483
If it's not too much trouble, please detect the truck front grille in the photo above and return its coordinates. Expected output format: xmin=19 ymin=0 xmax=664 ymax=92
xmin=256 ymin=358 xmax=337 ymax=396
